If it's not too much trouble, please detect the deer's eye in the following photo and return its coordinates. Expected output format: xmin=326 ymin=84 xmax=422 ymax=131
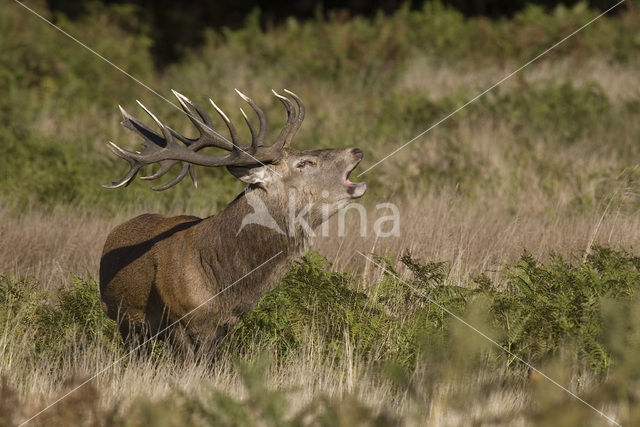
xmin=296 ymin=160 xmax=315 ymax=169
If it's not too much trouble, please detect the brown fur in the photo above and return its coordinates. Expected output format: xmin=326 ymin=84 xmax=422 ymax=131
xmin=99 ymin=148 xmax=366 ymax=354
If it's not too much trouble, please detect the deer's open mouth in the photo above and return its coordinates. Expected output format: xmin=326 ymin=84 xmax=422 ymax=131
xmin=345 ymin=161 xmax=366 ymax=198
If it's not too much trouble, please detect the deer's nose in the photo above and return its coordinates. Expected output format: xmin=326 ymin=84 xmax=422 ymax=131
xmin=351 ymin=148 xmax=364 ymax=160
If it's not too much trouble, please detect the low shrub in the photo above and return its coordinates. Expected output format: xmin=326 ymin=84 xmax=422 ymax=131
xmin=490 ymin=246 xmax=640 ymax=372
xmin=0 ymin=275 xmax=120 ymax=362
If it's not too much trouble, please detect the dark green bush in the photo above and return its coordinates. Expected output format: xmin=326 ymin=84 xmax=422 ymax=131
xmin=34 ymin=276 xmax=120 ymax=355
xmin=228 ymin=251 xmax=461 ymax=367
xmin=478 ymin=82 xmax=612 ymax=145
xmin=490 ymin=246 xmax=640 ymax=372
xmin=229 ymin=246 xmax=640 ymax=374
xmin=0 ymin=275 xmax=120 ymax=360
xmin=4 ymin=245 xmax=639 ymax=375
xmin=228 ymin=252 xmax=388 ymax=359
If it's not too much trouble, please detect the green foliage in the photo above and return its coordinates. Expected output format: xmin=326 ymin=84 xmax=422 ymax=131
xmin=490 ymin=246 xmax=640 ymax=372
xmin=397 ymin=246 xmax=640 ymax=374
xmin=0 ymin=275 xmax=120 ymax=361
xmin=595 ymin=296 xmax=640 ymax=422
xmin=229 ymin=246 xmax=640 ymax=376
xmin=375 ymin=254 xmax=464 ymax=366
xmin=0 ymin=276 xmax=48 ymax=341
xmin=228 ymin=251 xmax=462 ymax=368
xmin=2 ymin=2 xmax=640 ymax=212
xmin=229 ymin=252 xmax=387 ymax=359
xmin=479 ymin=82 xmax=612 ymax=145
xmin=34 ymin=276 xmax=120 ymax=355
xmin=3 ymin=246 xmax=640 ymax=424
xmin=230 ymin=245 xmax=640 ymax=376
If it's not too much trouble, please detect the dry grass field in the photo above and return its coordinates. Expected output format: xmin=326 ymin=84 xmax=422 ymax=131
xmin=2 ymin=1 xmax=640 ymax=426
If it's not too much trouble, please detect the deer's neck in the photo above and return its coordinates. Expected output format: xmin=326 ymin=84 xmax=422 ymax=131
xmin=225 ymin=186 xmax=312 ymax=241
xmin=193 ymin=187 xmax=312 ymax=292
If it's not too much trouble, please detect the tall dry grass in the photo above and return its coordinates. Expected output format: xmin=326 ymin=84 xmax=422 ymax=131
xmin=4 ymin=188 xmax=639 ymax=292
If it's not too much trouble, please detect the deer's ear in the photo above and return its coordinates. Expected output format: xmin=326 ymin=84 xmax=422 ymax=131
xmin=226 ymin=164 xmax=273 ymax=185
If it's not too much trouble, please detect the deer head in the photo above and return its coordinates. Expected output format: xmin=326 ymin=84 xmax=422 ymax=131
xmin=105 ymin=90 xmax=366 ymax=230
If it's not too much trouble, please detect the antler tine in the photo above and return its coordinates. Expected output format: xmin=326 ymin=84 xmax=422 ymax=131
xmin=271 ymin=89 xmax=298 ymax=150
xmin=235 ymin=89 xmax=267 ymax=148
xmin=209 ymin=99 xmax=242 ymax=152
xmin=102 ymin=141 xmax=144 ymax=188
xmin=140 ymin=160 xmax=175 ymax=180
xmin=138 ymin=90 xmax=234 ymax=188
xmin=109 ymin=105 xmax=172 ymax=188
xmin=151 ymin=163 xmax=190 ymax=191
xmin=142 ymin=162 xmax=198 ymax=191
xmin=106 ymin=90 xmax=308 ymax=191
xmin=188 ymin=165 xmax=198 ymax=188
xmin=282 ymin=89 xmax=305 ymax=146
xmin=172 ymin=89 xmax=212 ymax=129
xmin=171 ymin=90 xmax=233 ymax=151
xmin=108 ymin=102 xmax=198 ymax=190
xmin=239 ymin=107 xmax=257 ymax=144
xmin=118 ymin=105 xmax=165 ymax=147
xmin=136 ymin=100 xmax=176 ymax=146
xmin=136 ymin=100 xmax=201 ymax=188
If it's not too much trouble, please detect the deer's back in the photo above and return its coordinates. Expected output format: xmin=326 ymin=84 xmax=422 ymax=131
xmin=99 ymin=213 xmax=202 ymax=321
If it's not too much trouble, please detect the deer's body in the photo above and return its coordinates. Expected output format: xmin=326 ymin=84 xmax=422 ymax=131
xmin=99 ymin=90 xmax=366 ymax=353
xmin=100 ymin=193 xmax=304 ymax=352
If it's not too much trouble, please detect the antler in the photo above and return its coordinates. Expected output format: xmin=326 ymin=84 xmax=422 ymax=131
xmin=104 ymin=89 xmax=305 ymax=191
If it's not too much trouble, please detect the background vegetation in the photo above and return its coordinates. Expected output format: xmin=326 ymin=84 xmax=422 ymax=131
xmin=44 ymin=0 xmax=635 ymax=65
xmin=1 ymin=0 xmax=640 ymax=425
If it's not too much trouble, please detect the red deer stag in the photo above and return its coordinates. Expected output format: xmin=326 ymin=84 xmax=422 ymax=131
xmin=100 ymin=89 xmax=366 ymax=355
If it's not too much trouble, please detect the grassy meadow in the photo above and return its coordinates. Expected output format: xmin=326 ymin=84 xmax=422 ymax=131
xmin=2 ymin=1 xmax=640 ymax=425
